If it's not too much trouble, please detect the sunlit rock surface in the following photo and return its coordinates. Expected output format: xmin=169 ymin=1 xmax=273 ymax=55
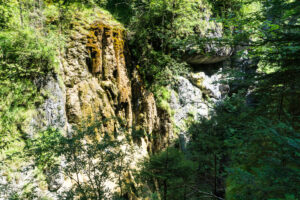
xmin=26 ymin=20 xmax=172 ymax=199
xmin=170 ymin=67 xmax=227 ymax=150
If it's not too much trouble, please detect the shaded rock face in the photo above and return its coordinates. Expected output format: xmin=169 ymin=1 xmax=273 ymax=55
xmin=185 ymin=46 xmax=232 ymax=65
xmin=184 ymin=15 xmax=232 ymax=65
xmin=170 ymin=76 xmax=209 ymax=123
xmin=29 ymin=74 xmax=67 ymax=134
xmin=170 ymin=76 xmax=209 ymax=142
xmin=131 ymin=70 xmax=172 ymax=152
xmin=170 ymin=67 xmax=228 ymax=149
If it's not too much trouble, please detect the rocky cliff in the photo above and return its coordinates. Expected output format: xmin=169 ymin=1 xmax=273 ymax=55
xmin=0 ymin=10 xmax=231 ymax=199
xmin=62 ymin=19 xmax=172 ymax=150
xmin=29 ymin=18 xmax=172 ymax=198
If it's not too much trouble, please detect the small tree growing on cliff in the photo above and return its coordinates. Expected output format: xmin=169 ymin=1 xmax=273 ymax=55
xmin=27 ymin=118 xmax=134 ymax=199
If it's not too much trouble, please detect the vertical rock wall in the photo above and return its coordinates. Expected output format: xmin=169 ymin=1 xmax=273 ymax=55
xmin=16 ymin=19 xmax=173 ymax=199
xmin=62 ymin=20 xmax=171 ymax=149
xmin=56 ymin=20 xmax=172 ymax=196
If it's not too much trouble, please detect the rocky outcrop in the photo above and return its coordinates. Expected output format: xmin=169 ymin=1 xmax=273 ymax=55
xmin=61 ymin=19 xmax=171 ymax=145
xmin=1 ymin=10 xmax=232 ymax=199
xmin=169 ymin=67 xmax=228 ymax=150
xmin=0 ymin=18 xmax=173 ymax=200
xmin=183 ymin=13 xmax=232 ymax=64
xmin=188 ymin=71 xmax=224 ymax=99
xmin=170 ymin=76 xmax=209 ymax=130
xmin=63 ymin=21 xmax=129 ymax=131
xmin=32 ymin=19 xmax=172 ymax=197
xmin=185 ymin=45 xmax=232 ymax=65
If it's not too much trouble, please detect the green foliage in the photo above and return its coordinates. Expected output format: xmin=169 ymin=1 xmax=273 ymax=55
xmin=138 ymin=147 xmax=196 ymax=200
xmin=26 ymin=119 xmax=135 ymax=199
xmin=129 ymin=0 xmax=214 ymax=88
xmin=136 ymin=50 xmax=190 ymax=89
xmin=130 ymin=0 xmax=214 ymax=51
xmin=154 ymin=86 xmax=173 ymax=115
xmin=187 ymin=89 xmax=300 ymax=199
xmin=0 ymin=29 xmax=57 ymax=80
xmin=185 ymin=0 xmax=300 ymax=196
xmin=0 ymin=5 xmax=65 ymax=198
xmin=0 ymin=0 xmax=18 ymax=29
xmin=208 ymin=0 xmax=244 ymax=18
xmin=0 ymin=26 xmax=60 ymax=149
xmin=103 ymin=0 xmax=133 ymax=25
xmin=222 ymin=3 xmax=300 ymax=198
xmin=172 ymin=1 xmax=300 ymax=199
xmin=0 ymin=0 xmax=65 ymax=150
xmin=188 ymin=115 xmax=228 ymax=198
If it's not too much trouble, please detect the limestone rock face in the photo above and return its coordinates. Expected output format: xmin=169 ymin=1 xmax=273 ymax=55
xmin=58 ymin=21 xmax=171 ymax=195
xmin=16 ymin=20 xmax=172 ymax=199
xmin=131 ymin=69 xmax=172 ymax=152
xmin=169 ymin=69 xmax=227 ymax=149
xmin=170 ymin=76 xmax=209 ymax=134
xmin=189 ymin=71 xmax=222 ymax=99
xmin=62 ymin=20 xmax=171 ymax=137
xmin=63 ymin=22 xmax=132 ymax=131
xmin=66 ymin=24 xmax=168 ymax=134
xmin=29 ymin=74 xmax=67 ymax=134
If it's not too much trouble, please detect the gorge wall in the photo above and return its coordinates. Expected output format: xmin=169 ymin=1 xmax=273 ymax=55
xmin=0 ymin=10 xmax=231 ymax=200
xmin=27 ymin=19 xmax=173 ymax=199
xmin=33 ymin=19 xmax=173 ymax=152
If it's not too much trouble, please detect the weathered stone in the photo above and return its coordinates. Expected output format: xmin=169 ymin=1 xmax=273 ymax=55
xmin=60 ymin=21 xmax=172 ymax=197
xmin=189 ymin=71 xmax=222 ymax=99
xmin=184 ymin=14 xmax=232 ymax=64
xmin=170 ymin=70 xmax=226 ymax=150
xmin=170 ymin=76 xmax=209 ymax=133
xmin=4 ymin=19 xmax=173 ymax=200
xmin=29 ymin=74 xmax=67 ymax=134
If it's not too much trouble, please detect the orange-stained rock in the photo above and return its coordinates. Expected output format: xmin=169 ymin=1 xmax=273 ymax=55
xmin=61 ymin=20 xmax=172 ymax=198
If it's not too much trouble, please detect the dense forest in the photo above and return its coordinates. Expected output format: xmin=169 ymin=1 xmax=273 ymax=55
xmin=0 ymin=0 xmax=299 ymax=199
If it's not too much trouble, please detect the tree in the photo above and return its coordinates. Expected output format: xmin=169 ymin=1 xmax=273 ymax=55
xmin=188 ymin=115 xmax=228 ymax=199
xmin=129 ymin=0 xmax=214 ymax=89
xmin=139 ymin=147 xmax=196 ymax=200
xmin=224 ymin=1 xmax=300 ymax=198
xmin=186 ymin=1 xmax=300 ymax=198
xmin=26 ymin=119 xmax=135 ymax=199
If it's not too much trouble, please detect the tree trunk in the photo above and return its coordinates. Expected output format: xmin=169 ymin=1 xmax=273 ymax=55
xmin=214 ymin=154 xmax=217 ymax=199
xmin=18 ymin=0 xmax=23 ymax=27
